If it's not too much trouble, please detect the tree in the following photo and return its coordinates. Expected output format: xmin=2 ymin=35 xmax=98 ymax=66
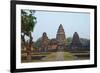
xmin=21 ymin=9 xmax=37 ymax=46
xmin=66 ymin=37 xmax=90 ymax=49
xmin=21 ymin=9 xmax=37 ymax=61
xmin=80 ymin=38 xmax=90 ymax=47
xmin=34 ymin=37 xmax=42 ymax=49
xmin=66 ymin=37 xmax=72 ymax=45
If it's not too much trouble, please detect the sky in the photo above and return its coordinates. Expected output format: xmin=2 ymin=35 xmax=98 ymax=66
xmin=31 ymin=10 xmax=90 ymax=41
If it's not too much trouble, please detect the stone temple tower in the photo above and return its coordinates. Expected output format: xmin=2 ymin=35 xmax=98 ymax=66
xmin=71 ymin=32 xmax=82 ymax=49
xmin=41 ymin=32 xmax=49 ymax=52
xmin=56 ymin=24 xmax=66 ymax=51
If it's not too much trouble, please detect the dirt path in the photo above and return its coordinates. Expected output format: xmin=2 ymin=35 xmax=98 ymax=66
xmin=42 ymin=52 xmax=64 ymax=61
xmin=55 ymin=52 xmax=64 ymax=61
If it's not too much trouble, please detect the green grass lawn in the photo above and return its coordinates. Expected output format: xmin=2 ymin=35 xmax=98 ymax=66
xmin=21 ymin=51 xmax=89 ymax=63
xmin=64 ymin=52 xmax=77 ymax=60
xmin=31 ymin=52 xmax=76 ymax=62
xmin=42 ymin=52 xmax=57 ymax=61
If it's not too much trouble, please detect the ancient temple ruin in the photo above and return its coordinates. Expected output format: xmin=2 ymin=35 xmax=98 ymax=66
xmin=48 ymin=38 xmax=58 ymax=52
xmin=56 ymin=24 xmax=66 ymax=51
xmin=40 ymin=24 xmax=66 ymax=52
xmin=41 ymin=32 xmax=49 ymax=52
xmin=71 ymin=32 xmax=82 ymax=49
xmin=21 ymin=24 xmax=84 ymax=53
xmin=21 ymin=24 xmax=90 ymax=62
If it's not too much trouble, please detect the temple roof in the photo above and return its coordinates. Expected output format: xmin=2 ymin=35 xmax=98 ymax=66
xmin=49 ymin=39 xmax=58 ymax=45
xmin=58 ymin=24 xmax=63 ymax=30
xmin=72 ymin=32 xmax=81 ymax=45
xmin=57 ymin=24 xmax=65 ymax=34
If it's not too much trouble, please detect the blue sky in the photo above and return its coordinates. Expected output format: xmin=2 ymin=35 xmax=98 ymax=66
xmin=32 ymin=10 xmax=90 ymax=41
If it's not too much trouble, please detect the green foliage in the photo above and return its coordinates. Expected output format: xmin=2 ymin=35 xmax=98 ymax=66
xmin=66 ymin=37 xmax=90 ymax=46
xmin=21 ymin=9 xmax=37 ymax=36
xmin=80 ymin=38 xmax=90 ymax=47
xmin=64 ymin=52 xmax=76 ymax=60
xmin=66 ymin=37 xmax=72 ymax=45
xmin=34 ymin=37 xmax=42 ymax=49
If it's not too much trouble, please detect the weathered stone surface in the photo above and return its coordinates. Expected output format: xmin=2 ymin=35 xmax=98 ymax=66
xmin=56 ymin=24 xmax=66 ymax=45
xmin=71 ymin=32 xmax=82 ymax=49
xmin=48 ymin=39 xmax=58 ymax=51
xmin=56 ymin=24 xmax=66 ymax=51
xmin=41 ymin=32 xmax=49 ymax=52
xmin=40 ymin=24 xmax=67 ymax=52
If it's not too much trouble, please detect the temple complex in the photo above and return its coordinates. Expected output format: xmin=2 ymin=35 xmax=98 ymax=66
xmin=21 ymin=24 xmax=84 ymax=53
xmin=40 ymin=24 xmax=66 ymax=52
xmin=21 ymin=24 xmax=90 ymax=62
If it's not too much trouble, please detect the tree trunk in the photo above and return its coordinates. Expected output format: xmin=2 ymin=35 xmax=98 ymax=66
xmin=21 ymin=33 xmax=25 ymax=50
xmin=27 ymin=32 xmax=33 ymax=61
